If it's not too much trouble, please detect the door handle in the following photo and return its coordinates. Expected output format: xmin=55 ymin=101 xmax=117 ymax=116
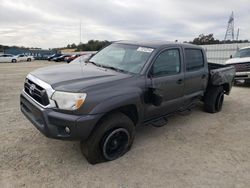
xmin=201 ymin=74 xmax=206 ymax=79
xmin=177 ymin=79 xmax=183 ymax=84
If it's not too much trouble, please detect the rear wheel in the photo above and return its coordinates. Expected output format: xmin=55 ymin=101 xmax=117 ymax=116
xmin=11 ymin=59 xmax=17 ymax=63
xmin=27 ymin=58 xmax=31 ymax=62
xmin=81 ymin=112 xmax=135 ymax=164
xmin=204 ymin=86 xmax=224 ymax=113
xmin=245 ymin=79 xmax=250 ymax=84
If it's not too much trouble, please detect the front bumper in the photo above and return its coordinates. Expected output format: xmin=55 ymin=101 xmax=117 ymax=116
xmin=234 ymin=71 xmax=250 ymax=80
xmin=20 ymin=92 xmax=102 ymax=140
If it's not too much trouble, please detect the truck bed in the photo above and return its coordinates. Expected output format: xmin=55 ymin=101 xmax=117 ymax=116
xmin=208 ymin=62 xmax=235 ymax=94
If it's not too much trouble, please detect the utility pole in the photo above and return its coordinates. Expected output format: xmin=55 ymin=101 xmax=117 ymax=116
xmin=80 ymin=19 xmax=82 ymax=44
xmin=224 ymin=11 xmax=235 ymax=41
xmin=236 ymin=28 xmax=240 ymax=41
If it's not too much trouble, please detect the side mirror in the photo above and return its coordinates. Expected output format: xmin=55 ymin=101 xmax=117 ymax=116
xmin=230 ymin=55 xmax=233 ymax=59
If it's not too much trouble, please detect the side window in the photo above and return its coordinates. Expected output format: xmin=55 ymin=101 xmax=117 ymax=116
xmin=185 ymin=49 xmax=204 ymax=71
xmin=152 ymin=49 xmax=181 ymax=77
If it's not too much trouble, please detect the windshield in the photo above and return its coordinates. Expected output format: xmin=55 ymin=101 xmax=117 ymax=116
xmin=234 ymin=48 xmax=250 ymax=58
xmin=89 ymin=43 xmax=154 ymax=74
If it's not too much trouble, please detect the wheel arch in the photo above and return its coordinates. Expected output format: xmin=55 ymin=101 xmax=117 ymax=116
xmin=222 ymin=83 xmax=230 ymax=95
xmin=89 ymin=92 xmax=143 ymax=124
xmin=95 ymin=104 xmax=140 ymax=127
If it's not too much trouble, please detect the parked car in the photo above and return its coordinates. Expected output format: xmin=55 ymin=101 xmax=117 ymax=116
xmin=20 ymin=41 xmax=235 ymax=164
xmin=225 ymin=46 xmax=250 ymax=83
xmin=47 ymin=54 xmax=61 ymax=61
xmin=70 ymin=53 xmax=96 ymax=64
xmin=65 ymin=54 xmax=81 ymax=63
xmin=0 ymin=54 xmax=19 ymax=63
xmin=52 ymin=54 xmax=71 ymax=62
xmin=16 ymin=54 xmax=34 ymax=62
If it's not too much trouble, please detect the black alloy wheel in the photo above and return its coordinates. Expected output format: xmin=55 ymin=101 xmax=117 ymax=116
xmin=102 ymin=128 xmax=130 ymax=161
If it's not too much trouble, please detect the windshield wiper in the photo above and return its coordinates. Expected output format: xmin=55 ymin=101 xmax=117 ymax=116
xmin=100 ymin=65 xmax=127 ymax=73
xmin=87 ymin=61 xmax=127 ymax=73
xmin=86 ymin=60 xmax=102 ymax=67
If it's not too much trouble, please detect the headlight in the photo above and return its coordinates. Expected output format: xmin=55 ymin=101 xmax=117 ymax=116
xmin=51 ymin=91 xmax=87 ymax=110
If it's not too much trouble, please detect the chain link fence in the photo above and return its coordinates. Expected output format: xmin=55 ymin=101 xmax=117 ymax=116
xmin=200 ymin=42 xmax=250 ymax=64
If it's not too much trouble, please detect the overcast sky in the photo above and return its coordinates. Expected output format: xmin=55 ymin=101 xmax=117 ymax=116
xmin=0 ymin=0 xmax=249 ymax=49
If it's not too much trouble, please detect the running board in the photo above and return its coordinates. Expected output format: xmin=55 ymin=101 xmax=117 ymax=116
xmin=147 ymin=117 xmax=168 ymax=127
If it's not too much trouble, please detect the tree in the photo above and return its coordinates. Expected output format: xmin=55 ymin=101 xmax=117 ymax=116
xmin=71 ymin=43 xmax=77 ymax=49
xmin=76 ymin=40 xmax=111 ymax=51
xmin=192 ymin=34 xmax=220 ymax=45
xmin=190 ymin=34 xmax=249 ymax=45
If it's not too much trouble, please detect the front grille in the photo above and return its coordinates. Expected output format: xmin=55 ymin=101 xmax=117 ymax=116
xmin=231 ymin=62 xmax=250 ymax=72
xmin=24 ymin=79 xmax=50 ymax=106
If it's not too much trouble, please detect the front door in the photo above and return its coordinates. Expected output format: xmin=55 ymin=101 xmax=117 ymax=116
xmin=145 ymin=48 xmax=184 ymax=120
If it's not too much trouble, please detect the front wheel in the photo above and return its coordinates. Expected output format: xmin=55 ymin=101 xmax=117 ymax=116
xmin=81 ymin=112 xmax=135 ymax=164
xmin=204 ymin=86 xmax=224 ymax=113
xmin=11 ymin=59 xmax=17 ymax=63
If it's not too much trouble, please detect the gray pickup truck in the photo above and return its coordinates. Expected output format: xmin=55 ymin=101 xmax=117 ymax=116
xmin=20 ymin=41 xmax=235 ymax=164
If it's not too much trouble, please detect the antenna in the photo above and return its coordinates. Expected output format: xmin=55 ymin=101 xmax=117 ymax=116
xmin=224 ymin=11 xmax=235 ymax=41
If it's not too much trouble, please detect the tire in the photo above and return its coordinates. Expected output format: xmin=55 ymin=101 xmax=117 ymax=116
xmin=81 ymin=112 xmax=135 ymax=164
xmin=27 ymin=58 xmax=31 ymax=62
xmin=11 ymin=59 xmax=17 ymax=63
xmin=245 ymin=79 xmax=250 ymax=84
xmin=204 ymin=86 xmax=224 ymax=113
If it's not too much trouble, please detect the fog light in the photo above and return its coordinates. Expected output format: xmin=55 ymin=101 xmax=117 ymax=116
xmin=65 ymin=126 xmax=70 ymax=134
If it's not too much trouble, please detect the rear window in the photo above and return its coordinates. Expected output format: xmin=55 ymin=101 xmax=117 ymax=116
xmin=185 ymin=49 xmax=204 ymax=71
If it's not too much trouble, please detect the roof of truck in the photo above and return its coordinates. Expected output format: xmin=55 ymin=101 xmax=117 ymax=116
xmin=115 ymin=40 xmax=200 ymax=49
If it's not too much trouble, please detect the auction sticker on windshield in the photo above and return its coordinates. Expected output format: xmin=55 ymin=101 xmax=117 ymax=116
xmin=137 ymin=47 xmax=154 ymax=53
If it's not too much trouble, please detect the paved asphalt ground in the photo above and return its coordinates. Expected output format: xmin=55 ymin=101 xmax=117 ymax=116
xmin=0 ymin=61 xmax=250 ymax=188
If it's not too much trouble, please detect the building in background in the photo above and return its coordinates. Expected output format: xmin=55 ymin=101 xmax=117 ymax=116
xmin=3 ymin=48 xmax=58 ymax=60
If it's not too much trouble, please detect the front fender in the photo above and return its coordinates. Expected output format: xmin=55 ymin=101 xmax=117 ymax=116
xmin=89 ymin=92 xmax=144 ymax=121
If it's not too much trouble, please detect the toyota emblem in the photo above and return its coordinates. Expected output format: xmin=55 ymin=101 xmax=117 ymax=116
xmin=29 ymin=84 xmax=36 ymax=95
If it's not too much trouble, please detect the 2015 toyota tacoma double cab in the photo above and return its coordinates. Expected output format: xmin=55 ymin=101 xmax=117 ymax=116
xmin=20 ymin=41 xmax=235 ymax=164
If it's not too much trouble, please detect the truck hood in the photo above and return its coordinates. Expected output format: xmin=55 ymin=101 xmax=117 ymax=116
xmin=225 ymin=57 xmax=250 ymax=64
xmin=30 ymin=63 xmax=132 ymax=92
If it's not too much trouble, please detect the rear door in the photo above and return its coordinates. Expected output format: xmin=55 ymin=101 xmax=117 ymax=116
xmin=145 ymin=48 xmax=184 ymax=120
xmin=183 ymin=48 xmax=208 ymax=99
